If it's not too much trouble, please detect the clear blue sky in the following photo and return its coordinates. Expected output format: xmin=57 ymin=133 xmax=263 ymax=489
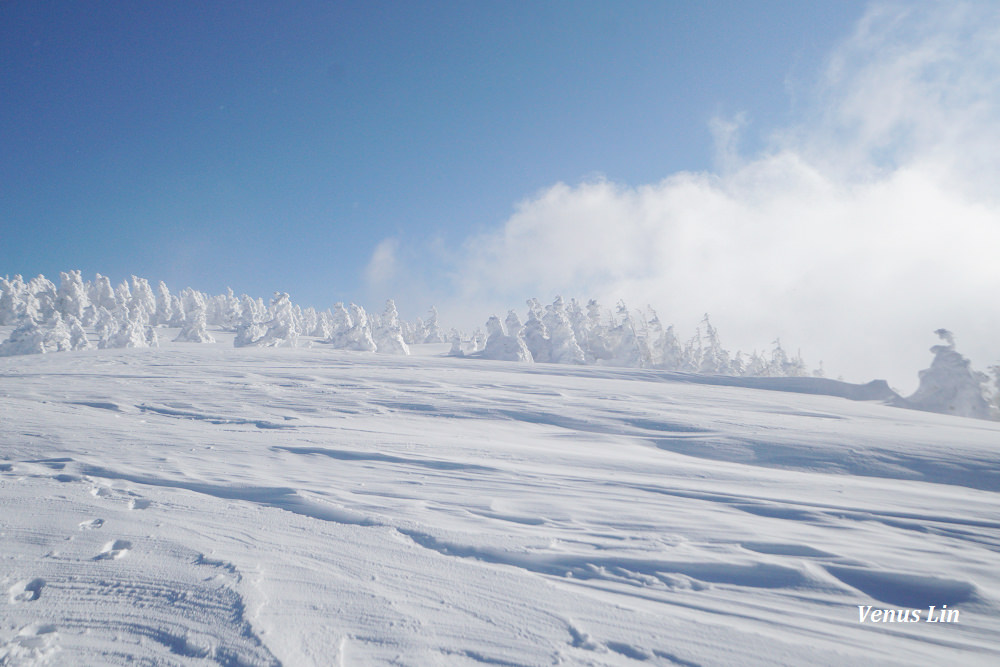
xmin=1 ymin=1 xmax=866 ymax=308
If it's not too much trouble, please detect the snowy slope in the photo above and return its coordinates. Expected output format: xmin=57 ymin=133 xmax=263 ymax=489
xmin=1 ymin=338 xmax=999 ymax=665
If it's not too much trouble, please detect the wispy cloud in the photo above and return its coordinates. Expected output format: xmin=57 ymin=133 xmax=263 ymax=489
xmin=373 ymin=1 xmax=1000 ymax=390
xmin=364 ymin=237 xmax=400 ymax=289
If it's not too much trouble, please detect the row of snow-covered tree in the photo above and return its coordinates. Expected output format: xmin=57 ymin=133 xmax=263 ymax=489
xmin=0 ymin=272 xmax=813 ymax=378
xmin=0 ymin=271 xmax=449 ymax=356
xmin=471 ymin=296 xmax=814 ymax=378
xmin=2 ymin=271 xmax=997 ymax=419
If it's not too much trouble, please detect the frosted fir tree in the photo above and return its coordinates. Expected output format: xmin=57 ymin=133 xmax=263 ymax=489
xmin=543 ymin=297 xmax=585 ymax=364
xmin=652 ymin=324 xmax=684 ymax=371
xmin=173 ymin=303 xmax=216 ymax=343
xmin=482 ymin=315 xmax=532 ymax=362
xmin=0 ymin=275 xmax=25 ymax=325
xmin=311 ymin=309 xmax=335 ymax=339
xmin=68 ymin=317 xmax=91 ymax=350
xmin=154 ymin=281 xmax=173 ymax=326
xmin=372 ymin=299 xmax=409 ymax=355
xmin=129 ymin=276 xmax=157 ymax=326
xmin=681 ymin=329 xmax=703 ymax=373
xmin=114 ymin=280 xmax=132 ymax=313
xmin=422 ymin=307 xmax=447 ymax=344
xmin=605 ymin=301 xmax=647 ymax=368
xmin=89 ymin=274 xmax=118 ymax=312
xmin=0 ymin=314 xmax=75 ymax=356
xmin=98 ymin=305 xmax=156 ymax=349
xmin=471 ymin=328 xmax=487 ymax=352
xmin=93 ymin=306 xmax=115 ymax=340
xmin=643 ymin=310 xmax=665 ymax=367
xmin=207 ymin=288 xmax=242 ymax=330
xmin=29 ymin=275 xmax=58 ymax=323
xmin=250 ymin=292 xmax=299 ymax=348
xmin=328 ymin=302 xmax=353 ymax=341
xmin=762 ymin=339 xmax=808 ymax=377
xmin=300 ymin=307 xmax=319 ymax=339
xmin=989 ymin=366 xmax=1000 ymax=420
xmin=579 ymin=299 xmax=613 ymax=363
xmin=400 ymin=318 xmax=420 ymax=345
xmin=233 ymin=299 xmax=266 ymax=348
xmin=328 ymin=304 xmax=377 ymax=352
xmin=55 ymin=270 xmax=89 ymax=322
xmin=505 ymin=310 xmax=525 ymax=340
xmin=742 ymin=350 xmax=769 ymax=377
xmin=448 ymin=331 xmax=464 ymax=357
xmin=521 ymin=304 xmax=551 ymax=363
xmin=177 ymin=288 xmax=208 ymax=327
xmin=167 ymin=292 xmax=186 ymax=327
xmin=906 ymin=329 xmax=991 ymax=419
xmin=730 ymin=350 xmax=747 ymax=377
xmin=565 ymin=298 xmax=594 ymax=361
xmin=698 ymin=315 xmax=732 ymax=375
xmin=0 ymin=320 xmax=46 ymax=356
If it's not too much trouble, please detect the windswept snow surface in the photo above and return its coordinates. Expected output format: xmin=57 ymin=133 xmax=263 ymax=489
xmin=1 ymin=335 xmax=999 ymax=665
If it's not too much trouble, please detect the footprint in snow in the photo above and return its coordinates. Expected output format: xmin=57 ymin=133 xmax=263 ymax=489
xmin=95 ymin=539 xmax=132 ymax=561
xmin=79 ymin=518 xmax=104 ymax=530
xmin=8 ymin=577 xmax=45 ymax=603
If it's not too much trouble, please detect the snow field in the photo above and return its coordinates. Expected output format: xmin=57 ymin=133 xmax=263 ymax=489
xmin=1 ymin=340 xmax=999 ymax=665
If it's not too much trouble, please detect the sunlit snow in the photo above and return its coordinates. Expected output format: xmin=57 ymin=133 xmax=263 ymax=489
xmin=1 ymin=330 xmax=998 ymax=665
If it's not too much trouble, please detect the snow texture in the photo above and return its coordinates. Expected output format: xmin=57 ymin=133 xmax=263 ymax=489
xmin=0 ymin=333 xmax=998 ymax=665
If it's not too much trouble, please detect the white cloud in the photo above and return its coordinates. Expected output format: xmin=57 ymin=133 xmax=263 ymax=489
xmin=364 ymin=237 xmax=399 ymax=288
xmin=374 ymin=1 xmax=1000 ymax=391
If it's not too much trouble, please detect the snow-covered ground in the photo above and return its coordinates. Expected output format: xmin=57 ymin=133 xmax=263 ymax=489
xmin=1 ymin=334 xmax=999 ymax=665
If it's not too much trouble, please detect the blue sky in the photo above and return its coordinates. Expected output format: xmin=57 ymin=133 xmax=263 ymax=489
xmin=2 ymin=1 xmax=862 ymax=299
xmin=2 ymin=1 xmax=999 ymax=388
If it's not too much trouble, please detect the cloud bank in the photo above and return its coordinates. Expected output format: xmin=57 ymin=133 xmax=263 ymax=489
xmin=370 ymin=1 xmax=1000 ymax=391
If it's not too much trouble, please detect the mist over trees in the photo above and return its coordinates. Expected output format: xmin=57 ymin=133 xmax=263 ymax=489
xmin=1 ymin=271 xmax=997 ymax=420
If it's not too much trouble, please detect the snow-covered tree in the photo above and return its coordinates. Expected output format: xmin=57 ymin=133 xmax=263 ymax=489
xmin=154 ymin=281 xmax=173 ymax=326
xmin=68 ymin=317 xmax=91 ymax=350
xmin=0 ymin=275 xmax=25 ymax=325
xmin=543 ymin=297 xmax=585 ymax=364
xmin=207 ymin=288 xmax=241 ymax=330
xmin=233 ymin=302 xmax=266 ymax=347
xmin=481 ymin=315 xmax=532 ymax=362
xmin=173 ymin=302 xmax=216 ymax=343
xmin=99 ymin=305 xmax=157 ymax=349
xmin=24 ymin=275 xmax=58 ymax=323
xmin=521 ymin=304 xmax=551 ymax=363
xmin=89 ymin=274 xmax=118 ymax=312
xmin=505 ymin=310 xmax=524 ymax=339
xmin=907 ymin=329 xmax=991 ymax=419
xmin=0 ymin=314 xmax=76 ymax=356
xmin=243 ymin=292 xmax=299 ymax=348
xmin=56 ymin=270 xmax=89 ymax=322
xmin=698 ymin=315 xmax=731 ymax=375
xmin=604 ymin=301 xmax=646 ymax=367
xmin=129 ymin=276 xmax=157 ymax=325
xmin=113 ymin=280 xmax=132 ymax=313
xmin=448 ymin=331 xmax=464 ymax=357
xmin=989 ymin=366 xmax=1000 ymax=420
xmin=372 ymin=299 xmax=409 ymax=355
xmin=422 ymin=307 xmax=446 ymax=344
xmin=328 ymin=303 xmax=376 ymax=352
